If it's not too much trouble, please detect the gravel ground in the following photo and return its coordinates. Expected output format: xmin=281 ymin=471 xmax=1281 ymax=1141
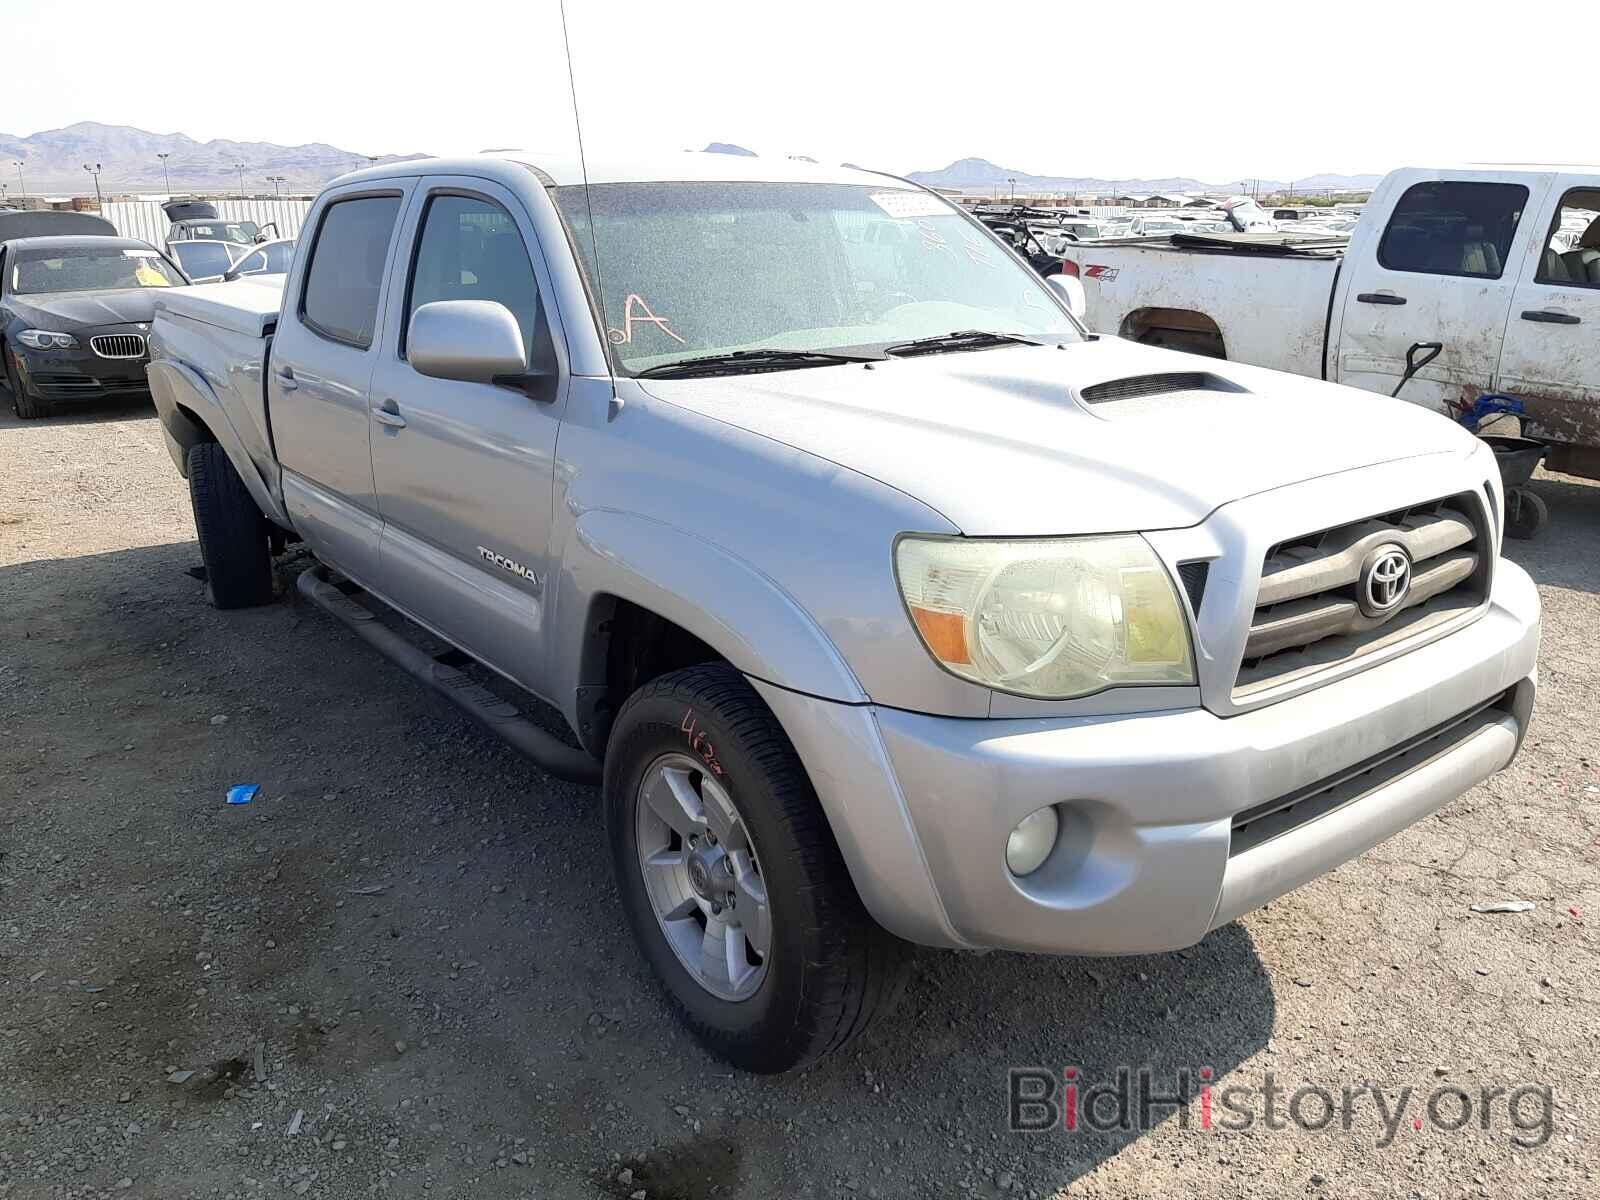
xmin=1 ymin=397 xmax=1596 ymax=1200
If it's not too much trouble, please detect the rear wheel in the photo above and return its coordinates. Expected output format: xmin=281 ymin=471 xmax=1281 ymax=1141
xmin=3 ymin=344 xmax=47 ymax=420
xmin=186 ymin=441 xmax=274 ymax=607
xmin=605 ymin=663 xmax=909 ymax=1073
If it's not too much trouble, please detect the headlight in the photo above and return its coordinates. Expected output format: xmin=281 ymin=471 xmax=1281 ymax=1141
xmin=895 ymin=535 xmax=1195 ymax=699
xmin=17 ymin=329 xmax=78 ymax=351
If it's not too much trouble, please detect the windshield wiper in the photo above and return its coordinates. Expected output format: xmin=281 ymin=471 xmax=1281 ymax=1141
xmin=882 ymin=330 xmax=1047 ymax=358
xmin=635 ymin=348 xmax=882 ymax=379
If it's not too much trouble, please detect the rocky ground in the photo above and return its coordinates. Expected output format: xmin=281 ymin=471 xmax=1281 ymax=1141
xmin=0 ymin=397 xmax=1596 ymax=1199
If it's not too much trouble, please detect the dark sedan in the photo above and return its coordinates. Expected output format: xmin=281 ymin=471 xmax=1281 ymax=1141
xmin=1 ymin=235 xmax=187 ymax=418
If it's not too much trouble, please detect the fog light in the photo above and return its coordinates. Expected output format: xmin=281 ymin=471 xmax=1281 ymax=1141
xmin=1005 ymin=806 xmax=1060 ymax=877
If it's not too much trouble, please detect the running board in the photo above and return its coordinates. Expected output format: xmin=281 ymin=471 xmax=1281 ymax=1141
xmin=295 ymin=567 xmax=602 ymax=784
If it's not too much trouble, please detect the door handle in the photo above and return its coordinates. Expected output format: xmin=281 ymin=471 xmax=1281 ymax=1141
xmin=1356 ymin=292 xmax=1407 ymax=306
xmin=1520 ymin=309 xmax=1581 ymax=325
xmin=273 ymin=366 xmax=298 ymax=391
xmin=372 ymin=399 xmax=407 ymax=429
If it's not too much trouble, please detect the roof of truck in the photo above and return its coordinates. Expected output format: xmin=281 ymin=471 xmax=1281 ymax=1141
xmin=331 ymin=150 xmax=917 ymax=191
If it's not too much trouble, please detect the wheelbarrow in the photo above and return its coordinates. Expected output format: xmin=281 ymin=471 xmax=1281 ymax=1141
xmin=1391 ymin=343 xmax=1550 ymax=540
xmin=1452 ymin=394 xmax=1550 ymax=540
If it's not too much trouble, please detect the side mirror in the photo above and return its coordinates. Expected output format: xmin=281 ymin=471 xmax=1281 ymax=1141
xmin=408 ymin=300 xmax=528 ymax=384
xmin=1047 ymin=273 xmax=1088 ymax=320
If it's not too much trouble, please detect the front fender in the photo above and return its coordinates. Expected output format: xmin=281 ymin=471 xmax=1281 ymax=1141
xmin=554 ymin=507 xmax=868 ymax=709
xmin=147 ymin=359 xmax=290 ymax=527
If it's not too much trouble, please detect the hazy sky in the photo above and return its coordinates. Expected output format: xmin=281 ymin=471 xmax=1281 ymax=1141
xmin=1 ymin=0 xmax=1590 ymax=182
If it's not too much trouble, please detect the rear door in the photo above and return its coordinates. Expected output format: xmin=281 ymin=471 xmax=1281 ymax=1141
xmin=270 ymin=181 xmax=414 ymax=583
xmin=1495 ymin=176 xmax=1600 ymax=473
xmin=1334 ymin=172 xmax=1551 ymax=411
xmin=365 ymin=178 xmax=569 ymax=692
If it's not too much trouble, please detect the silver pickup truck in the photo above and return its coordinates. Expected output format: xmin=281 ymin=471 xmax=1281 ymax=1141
xmin=147 ymin=152 xmax=1541 ymax=1073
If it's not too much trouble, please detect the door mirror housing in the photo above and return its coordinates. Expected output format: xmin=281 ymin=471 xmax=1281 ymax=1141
xmin=408 ymin=300 xmax=529 ymax=384
xmin=1047 ymin=273 xmax=1088 ymax=320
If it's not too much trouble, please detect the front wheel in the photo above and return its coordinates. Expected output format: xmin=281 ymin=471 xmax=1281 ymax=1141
xmin=3 ymin=344 xmax=47 ymax=420
xmin=605 ymin=664 xmax=909 ymax=1073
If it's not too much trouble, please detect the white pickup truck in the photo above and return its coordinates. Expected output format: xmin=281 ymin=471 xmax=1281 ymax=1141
xmin=1063 ymin=166 xmax=1600 ymax=480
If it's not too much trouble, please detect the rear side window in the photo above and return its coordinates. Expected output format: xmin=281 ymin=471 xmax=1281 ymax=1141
xmin=301 ymin=195 xmax=402 ymax=348
xmin=1377 ymin=181 xmax=1528 ymax=280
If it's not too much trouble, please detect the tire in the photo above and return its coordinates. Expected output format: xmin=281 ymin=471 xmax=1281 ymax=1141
xmin=3 ymin=344 xmax=47 ymax=420
xmin=1504 ymin=487 xmax=1549 ymax=541
xmin=186 ymin=441 xmax=274 ymax=608
xmin=605 ymin=663 xmax=909 ymax=1073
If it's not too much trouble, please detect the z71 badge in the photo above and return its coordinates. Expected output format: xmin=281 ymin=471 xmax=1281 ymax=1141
xmin=477 ymin=546 xmax=539 ymax=587
xmin=1083 ymin=264 xmax=1119 ymax=281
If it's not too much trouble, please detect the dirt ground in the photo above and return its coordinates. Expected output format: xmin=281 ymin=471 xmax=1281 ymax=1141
xmin=1 ymin=396 xmax=1597 ymax=1200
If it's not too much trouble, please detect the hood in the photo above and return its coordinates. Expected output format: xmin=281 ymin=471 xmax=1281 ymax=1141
xmin=638 ymin=338 xmax=1480 ymax=536
xmin=8 ymin=289 xmax=163 ymax=330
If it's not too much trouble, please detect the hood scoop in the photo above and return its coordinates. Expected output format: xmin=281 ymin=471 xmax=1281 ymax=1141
xmin=1079 ymin=371 xmax=1243 ymax=405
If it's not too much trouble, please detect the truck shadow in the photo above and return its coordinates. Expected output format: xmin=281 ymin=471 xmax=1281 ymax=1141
xmin=1501 ymin=470 xmax=1600 ymax=595
xmin=0 ymin=539 xmax=1272 ymax=1199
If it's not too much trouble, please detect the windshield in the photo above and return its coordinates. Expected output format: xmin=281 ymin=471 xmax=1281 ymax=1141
xmin=11 ymin=247 xmax=185 ymax=294
xmin=178 ymin=222 xmax=256 ymax=244
xmin=552 ymin=182 xmax=1081 ymax=375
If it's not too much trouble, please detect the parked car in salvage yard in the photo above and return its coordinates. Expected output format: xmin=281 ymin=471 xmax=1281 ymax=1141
xmin=1 ymin=228 xmax=187 ymax=419
xmin=1060 ymin=165 xmax=1600 ymax=486
xmin=146 ymin=151 xmax=1540 ymax=1073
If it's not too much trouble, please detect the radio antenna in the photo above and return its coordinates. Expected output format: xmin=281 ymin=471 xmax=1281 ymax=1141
xmin=558 ymin=0 xmax=612 ymax=385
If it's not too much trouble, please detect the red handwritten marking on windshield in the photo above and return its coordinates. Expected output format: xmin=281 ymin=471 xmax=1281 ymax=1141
xmin=607 ymin=293 xmax=687 ymax=345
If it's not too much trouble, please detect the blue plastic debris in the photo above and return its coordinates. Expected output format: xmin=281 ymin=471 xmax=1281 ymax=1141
xmin=226 ymin=785 xmax=260 ymax=806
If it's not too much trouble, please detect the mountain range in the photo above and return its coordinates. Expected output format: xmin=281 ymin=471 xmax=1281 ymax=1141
xmin=0 ymin=122 xmax=423 ymax=196
xmin=0 ymin=125 xmax=1381 ymax=200
xmin=905 ymin=157 xmax=1383 ymax=196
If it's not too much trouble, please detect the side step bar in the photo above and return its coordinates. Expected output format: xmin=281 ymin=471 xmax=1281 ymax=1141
xmin=295 ymin=567 xmax=603 ymax=784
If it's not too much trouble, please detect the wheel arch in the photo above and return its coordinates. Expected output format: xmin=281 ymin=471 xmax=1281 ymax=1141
xmin=556 ymin=509 xmax=867 ymax=755
xmin=1119 ymin=306 xmax=1228 ymax=358
xmin=147 ymin=358 xmax=290 ymax=526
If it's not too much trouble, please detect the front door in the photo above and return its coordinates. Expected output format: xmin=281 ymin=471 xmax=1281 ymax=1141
xmin=270 ymin=184 xmax=412 ymax=583
xmin=366 ymin=180 xmax=567 ymax=694
xmin=1496 ymin=176 xmax=1600 ymax=475
xmin=1335 ymin=174 xmax=1549 ymax=413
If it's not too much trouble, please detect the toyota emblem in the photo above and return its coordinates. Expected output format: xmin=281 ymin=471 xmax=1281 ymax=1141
xmin=1359 ymin=544 xmax=1412 ymax=616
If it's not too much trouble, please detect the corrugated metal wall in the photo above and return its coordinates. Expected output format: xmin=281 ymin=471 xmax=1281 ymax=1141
xmin=100 ymin=199 xmax=314 ymax=246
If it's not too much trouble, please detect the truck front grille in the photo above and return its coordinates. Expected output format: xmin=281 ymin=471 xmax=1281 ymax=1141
xmin=90 ymin=333 xmax=147 ymax=359
xmin=1234 ymin=493 xmax=1490 ymax=699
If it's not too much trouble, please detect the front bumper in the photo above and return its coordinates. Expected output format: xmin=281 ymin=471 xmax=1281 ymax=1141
xmin=755 ymin=559 xmax=1540 ymax=956
xmin=12 ymin=344 xmax=151 ymax=404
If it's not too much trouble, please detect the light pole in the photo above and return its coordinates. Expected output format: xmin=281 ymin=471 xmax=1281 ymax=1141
xmin=157 ymin=152 xmax=171 ymax=192
xmin=13 ymin=160 xmax=25 ymax=201
xmin=266 ymin=175 xmax=287 ymax=197
xmin=82 ymin=162 xmax=103 ymax=208
xmin=1008 ymin=176 xmax=1017 ymax=205
xmin=234 ymin=162 xmax=247 ymax=197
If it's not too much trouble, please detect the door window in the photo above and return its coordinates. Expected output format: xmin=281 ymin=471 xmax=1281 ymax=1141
xmin=403 ymin=194 xmax=544 ymax=362
xmin=1377 ymin=181 xmax=1528 ymax=280
xmin=301 ymin=195 xmax=402 ymax=348
xmin=1534 ymin=188 xmax=1600 ymax=287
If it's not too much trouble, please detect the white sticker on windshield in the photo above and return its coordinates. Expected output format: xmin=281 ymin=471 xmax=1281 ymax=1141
xmin=122 ymin=249 xmax=162 ymax=258
xmin=868 ymin=192 xmax=952 ymax=220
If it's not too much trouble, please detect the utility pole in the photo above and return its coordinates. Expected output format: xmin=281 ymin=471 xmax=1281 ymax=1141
xmin=235 ymin=162 xmax=247 ymax=197
xmin=157 ymin=152 xmax=171 ymax=192
xmin=82 ymin=162 xmax=103 ymax=208
xmin=13 ymin=160 xmax=25 ymax=201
